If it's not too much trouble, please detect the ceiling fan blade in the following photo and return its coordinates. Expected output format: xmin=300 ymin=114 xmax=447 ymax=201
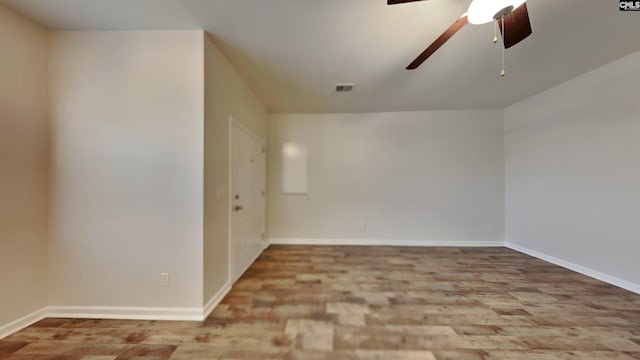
xmin=499 ymin=2 xmax=532 ymax=49
xmin=387 ymin=0 xmax=429 ymax=5
xmin=406 ymin=15 xmax=468 ymax=70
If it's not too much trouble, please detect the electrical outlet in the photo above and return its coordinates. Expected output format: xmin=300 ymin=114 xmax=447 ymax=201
xmin=160 ymin=273 xmax=169 ymax=287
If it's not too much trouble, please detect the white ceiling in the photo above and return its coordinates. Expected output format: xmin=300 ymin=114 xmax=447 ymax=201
xmin=3 ymin=0 xmax=640 ymax=113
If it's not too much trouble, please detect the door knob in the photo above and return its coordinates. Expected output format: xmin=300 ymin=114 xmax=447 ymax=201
xmin=234 ymin=205 xmax=243 ymax=211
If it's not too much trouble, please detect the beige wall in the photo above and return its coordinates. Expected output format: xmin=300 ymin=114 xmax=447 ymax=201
xmin=0 ymin=5 xmax=49 ymax=328
xmin=268 ymin=111 xmax=505 ymax=244
xmin=48 ymin=30 xmax=205 ymax=308
xmin=203 ymin=34 xmax=267 ymax=303
xmin=505 ymin=50 xmax=640 ymax=289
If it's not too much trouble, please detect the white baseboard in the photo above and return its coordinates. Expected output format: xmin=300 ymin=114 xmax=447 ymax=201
xmin=202 ymin=281 xmax=232 ymax=319
xmin=269 ymin=238 xmax=503 ymax=247
xmin=505 ymin=242 xmax=640 ymax=295
xmin=2 ymin=289 xmax=233 ymax=339
xmin=0 ymin=307 xmax=47 ymax=340
xmin=46 ymin=305 xmax=203 ymax=321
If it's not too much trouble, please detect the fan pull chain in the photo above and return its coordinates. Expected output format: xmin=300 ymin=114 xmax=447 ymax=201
xmin=500 ymin=15 xmax=506 ymax=77
xmin=493 ymin=20 xmax=498 ymax=43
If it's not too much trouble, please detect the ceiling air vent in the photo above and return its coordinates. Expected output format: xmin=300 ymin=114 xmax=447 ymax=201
xmin=335 ymin=83 xmax=354 ymax=92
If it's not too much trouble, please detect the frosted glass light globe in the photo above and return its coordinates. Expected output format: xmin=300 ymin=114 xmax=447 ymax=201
xmin=467 ymin=0 xmax=527 ymax=25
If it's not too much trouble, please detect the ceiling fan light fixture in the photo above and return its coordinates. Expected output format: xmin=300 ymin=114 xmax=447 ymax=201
xmin=467 ymin=0 xmax=526 ymax=24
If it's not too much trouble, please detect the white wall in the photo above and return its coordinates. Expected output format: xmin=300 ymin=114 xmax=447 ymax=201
xmin=203 ymin=34 xmax=267 ymax=304
xmin=268 ymin=111 xmax=504 ymax=244
xmin=0 ymin=4 xmax=49 ymax=329
xmin=48 ymin=31 xmax=205 ymax=308
xmin=505 ymin=50 xmax=640 ymax=290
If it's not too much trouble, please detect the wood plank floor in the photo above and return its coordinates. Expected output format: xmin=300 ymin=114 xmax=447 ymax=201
xmin=2 ymin=245 xmax=639 ymax=359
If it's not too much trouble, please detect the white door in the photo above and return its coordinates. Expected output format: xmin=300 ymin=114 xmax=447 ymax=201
xmin=230 ymin=121 xmax=265 ymax=282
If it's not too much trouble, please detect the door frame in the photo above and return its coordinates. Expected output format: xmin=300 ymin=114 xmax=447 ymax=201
xmin=228 ymin=116 xmax=266 ymax=284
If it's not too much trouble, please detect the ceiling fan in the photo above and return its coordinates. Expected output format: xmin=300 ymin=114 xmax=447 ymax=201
xmin=389 ymin=0 xmax=533 ymax=73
